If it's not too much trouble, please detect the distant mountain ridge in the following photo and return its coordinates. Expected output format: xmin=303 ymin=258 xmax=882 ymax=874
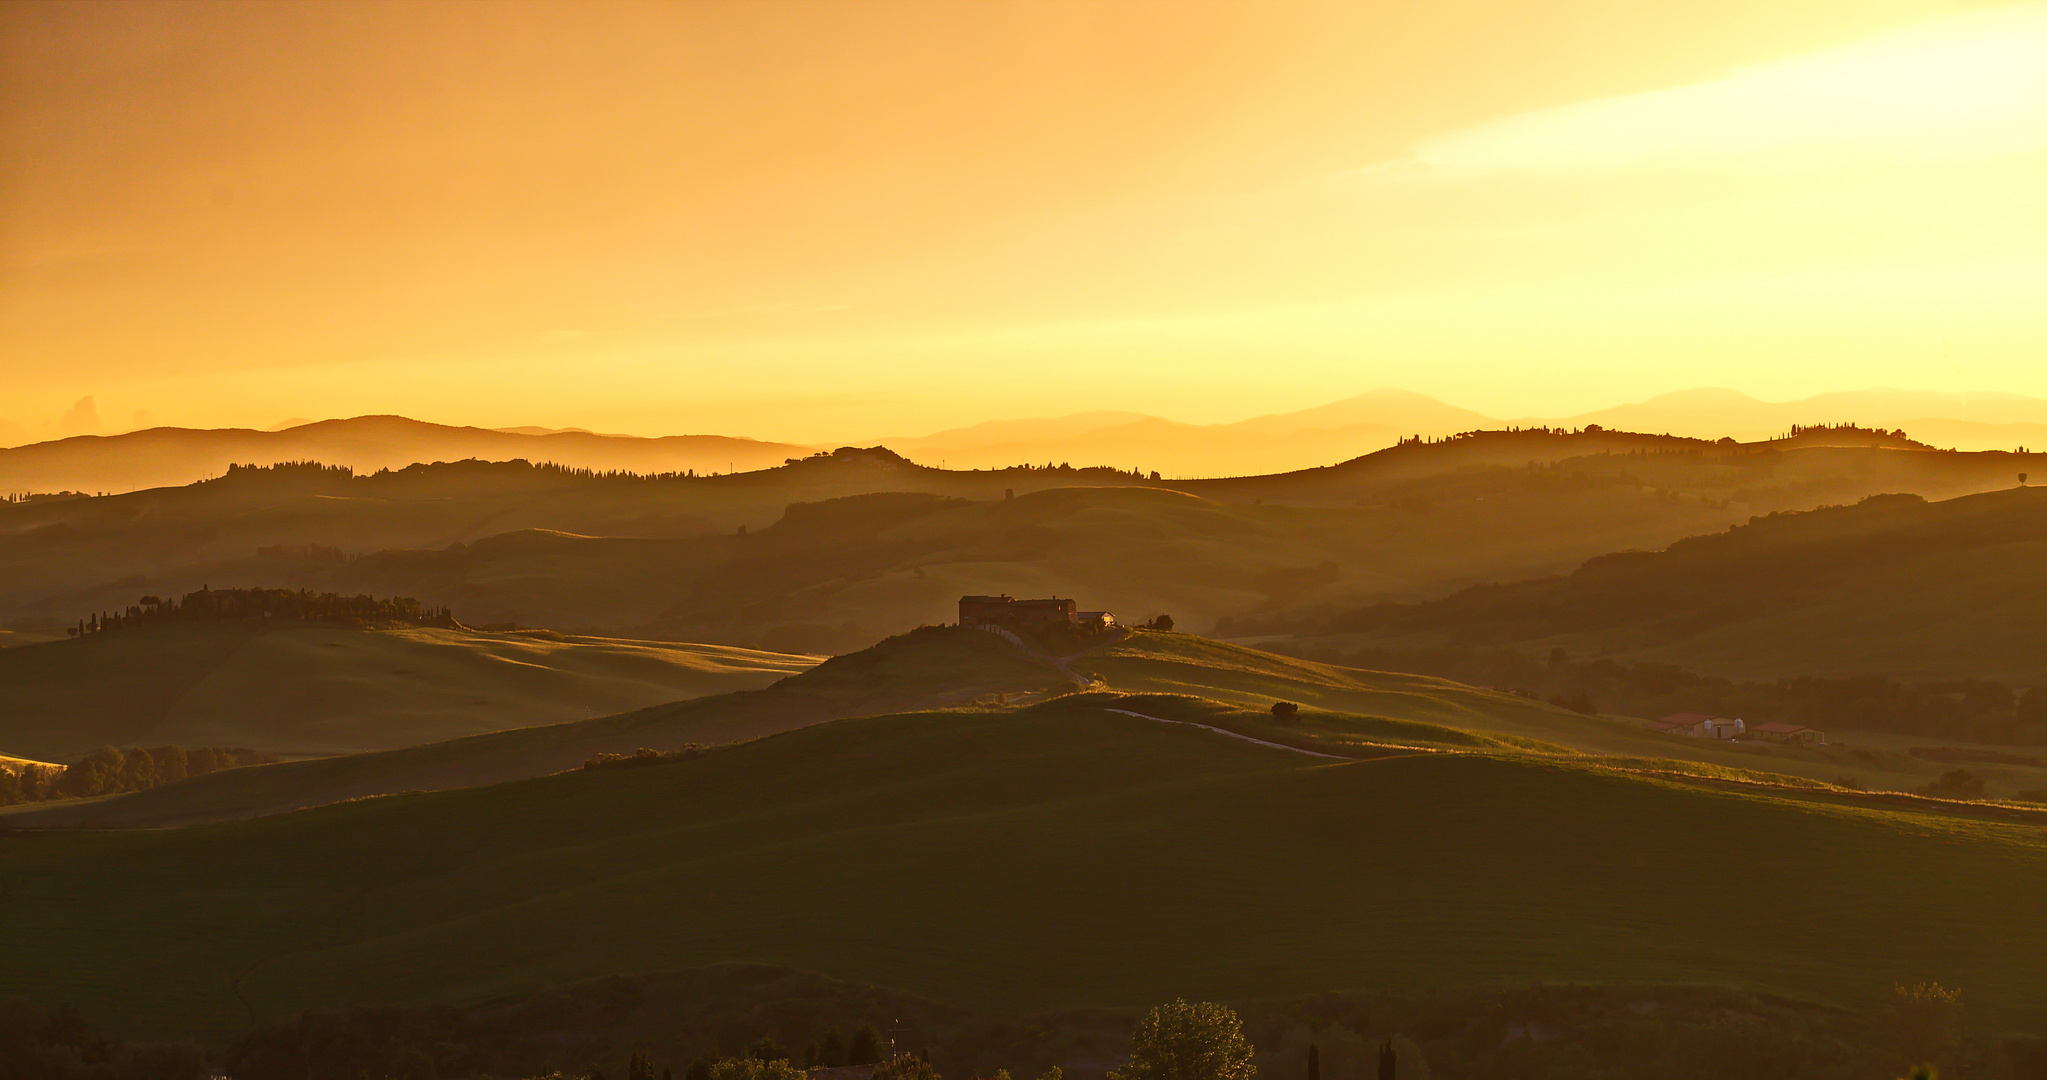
xmin=6 ymin=388 xmax=2044 ymax=495
xmin=882 ymin=386 xmax=2047 ymax=475
xmin=1552 ymin=388 xmax=2047 ymax=446
xmin=0 ymin=415 xmax=817 ymax=495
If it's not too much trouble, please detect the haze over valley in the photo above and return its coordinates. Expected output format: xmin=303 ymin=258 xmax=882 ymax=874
xmin=4 ymin=3 xmax=2045 ymax=1078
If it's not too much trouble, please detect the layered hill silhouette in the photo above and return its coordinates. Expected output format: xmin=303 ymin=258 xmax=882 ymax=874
xmin=1560 ymin=388 xmax=2047 ymax=451
xmin=883 ymin=387 xmax=2047 ymax=473
xmin=0 ymin=414 xmax=814 ymax=494
xmin=1268 ymin=485 xmax=2047 ymax=684
xmin=3 ymin=429 xmax=2038 ymax=654
xmin=11 ymin=389 xmax=2045 ymax=496
xmin=4 ymin=681 xmax=2043 ymax=1049
xmin=0 ymin=619 xmax=816 ymax=762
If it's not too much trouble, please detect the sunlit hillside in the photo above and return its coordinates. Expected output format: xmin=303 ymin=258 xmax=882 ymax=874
xmin=17 ymin=626 xmax=2040 ymax=831
xmin=0 ymin=620 xmax=816 ymax=762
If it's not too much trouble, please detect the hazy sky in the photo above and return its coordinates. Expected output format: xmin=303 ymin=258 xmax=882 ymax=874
xmin=4 ymin=0 xmax=2043 ymax=442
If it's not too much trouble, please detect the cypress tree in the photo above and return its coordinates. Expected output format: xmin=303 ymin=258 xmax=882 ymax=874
xmin=1306 ymin=1044 xmax=1319 ymax=1080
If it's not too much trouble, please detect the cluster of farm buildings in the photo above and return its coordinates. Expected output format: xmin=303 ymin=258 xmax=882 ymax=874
xmin=1652 ymin=712 xmax=1824 ymax=744
xmin=958 ymin=594 xmax=1114 ymax=630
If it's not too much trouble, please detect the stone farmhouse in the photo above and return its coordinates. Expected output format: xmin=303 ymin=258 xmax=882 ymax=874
xmin=958 ymin=594 xmax=1115 ymax=630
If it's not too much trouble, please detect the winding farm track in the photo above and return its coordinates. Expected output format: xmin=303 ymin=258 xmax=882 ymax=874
xmin=1103 ymin=707 xmax=1353 ymax=760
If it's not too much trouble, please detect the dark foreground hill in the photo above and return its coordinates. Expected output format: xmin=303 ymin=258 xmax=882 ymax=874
xmin=4 ymin=431 xmax=2039 ymax=652
xmin=2 ymin=694 xmax=2042 ymax=1053
xmin=1259 ymin=485 xmax=2047 ymax=685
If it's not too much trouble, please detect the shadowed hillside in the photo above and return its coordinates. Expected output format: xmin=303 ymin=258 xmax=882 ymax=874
xmin=0 ymin=619 xmax=817 ymax=761
xmin=1257 ymin=485 xmax=2047 ymax=685
xmin=0 ymin=624 xmax=1065 ymax=828
xmin=5 ymin=431 xmax=2038 ymax=653
xmin=3 ymin=694 xmax=2042 ymax=1051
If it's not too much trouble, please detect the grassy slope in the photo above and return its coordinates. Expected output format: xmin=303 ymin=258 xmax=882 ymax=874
xmin=1 ymin=625 xmax=1064 ymax=828
xmin=1083 ymin=631 xmax=2047 ymax=795
xmin=1296 ymin=486 xmax=2047 ymax=683
xmin=0 ymin=621 xmax=817 ymax=761
xmin=3 ymin=699 xmax=2042 ymax=1047
xmin=18 ymin=627 xmax=2030 ymax=828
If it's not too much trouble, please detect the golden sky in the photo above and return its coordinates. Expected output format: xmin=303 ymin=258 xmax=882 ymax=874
xmin=3 ymin=0 xmax=2042 ymax=443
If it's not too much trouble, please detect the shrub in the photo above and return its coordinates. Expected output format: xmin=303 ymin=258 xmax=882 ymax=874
xmin=1918 ymin=769 xmax=1986 ymax=800
xmin=708 ymin=1057 xmax=804 ymax=1080
xmin=1110 ymin=1000 xmax=1255 ymax=1080
xmin=584 ymin=745 xmax=708 ymax=771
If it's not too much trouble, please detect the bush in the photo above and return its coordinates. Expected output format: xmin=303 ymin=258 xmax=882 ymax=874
xmin=584 ymin=745 xmax=708 ymax=771
xmin=1110 ymin=1000 xmax=1255 ymax=1080
xmin=1918 ymin=769 xmax=1986 ymax=800
xmin=708 ymin=1057 xmax=804 ymax=1080
xmin=1271 ymin=702 xmax=1300 ymax=723
xmin=872 ymin=1058 xmax=940 ymax=1080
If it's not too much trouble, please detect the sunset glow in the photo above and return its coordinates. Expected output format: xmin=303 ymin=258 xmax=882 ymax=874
xmin=2 ymin=0 xmax=2041 ymax=441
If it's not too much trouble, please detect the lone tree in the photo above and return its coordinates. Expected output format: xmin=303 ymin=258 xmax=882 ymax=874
xmin=1271 ymin=702 xmax=1300 ymax=723
xmin=1305 ymin=1044 xmax=1319 ymax=1080
xmin=1110 ymin=1000 xmax=1255 ymax=1080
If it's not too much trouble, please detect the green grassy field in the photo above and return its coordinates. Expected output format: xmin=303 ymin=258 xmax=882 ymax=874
xmin=3 ymin=695 xmax=2043 ymax=1049
xmin=0 ymin=620 xmax=818 ymax=761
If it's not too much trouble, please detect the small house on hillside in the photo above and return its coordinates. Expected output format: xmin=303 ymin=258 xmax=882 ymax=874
xmin=1751 ymin=722 xmax=1825 ymax=745
xmin=959 ymin=594 xmax=1091 ymax=627
xmin=1651 ymin=713 xmax=1745 ymax=739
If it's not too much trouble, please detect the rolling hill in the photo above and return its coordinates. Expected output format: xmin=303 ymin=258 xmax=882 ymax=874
xmin=1272 ymin=485 xmax=2047 ymax=685
xmin=15 ymin=627 xmax=2041 ymax=831
xmin=0 ymin=619 xmax=818 ymax=762
xmin=0 ymin=623 xmax=1068 ymax=828
xmin=2 ymin=690 xmax=2042 ymax=1052
xmin=5 ymin=430 xmax=2039 ymax=654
